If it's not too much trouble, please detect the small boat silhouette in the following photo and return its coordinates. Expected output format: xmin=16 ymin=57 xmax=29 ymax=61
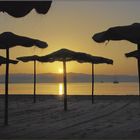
xmin=113 ymin=80 xmax=119 ymax=84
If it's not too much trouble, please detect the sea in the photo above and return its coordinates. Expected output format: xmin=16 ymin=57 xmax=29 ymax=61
xmin=0 ymin=82 xmax=139 ymax=95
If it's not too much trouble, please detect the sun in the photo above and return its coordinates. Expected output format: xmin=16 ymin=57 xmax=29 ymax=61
xmin=58 ymin=68 xmax=63 ymax=74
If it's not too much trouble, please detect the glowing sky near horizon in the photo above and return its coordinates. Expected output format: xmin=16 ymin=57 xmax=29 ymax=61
xmin=0 ymin=0 xmax=140 ymax=75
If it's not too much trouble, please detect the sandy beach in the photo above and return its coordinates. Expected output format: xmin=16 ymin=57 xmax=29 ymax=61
xmin=0 ymin=95 xmax=140 ymax=139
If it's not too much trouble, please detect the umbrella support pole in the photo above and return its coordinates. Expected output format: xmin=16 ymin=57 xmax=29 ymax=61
xmin=138 ymin=45 xmax=140 ymax=100
xmin=33 ymin=60 xmax=36 ymax=103
xmin=63 ymin=61 xmax=67 ymax=111
xmin=92 ymin=63 xmax=94 ymax=104
xmin=5 ymin=48 xmax=9 ymax=125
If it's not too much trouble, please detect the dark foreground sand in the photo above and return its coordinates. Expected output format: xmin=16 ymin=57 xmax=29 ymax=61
xmin=0 ymin=95 xmax=140 ymax=139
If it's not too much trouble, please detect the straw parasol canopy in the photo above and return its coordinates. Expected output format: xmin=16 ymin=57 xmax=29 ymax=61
xmin=38 ymin=48 xmax=113 ymax=109
xmin=92 ymin=23 xmax=140 ymax=98
xmin=17 ymin=55 xmax=40 ymax=103
xmin=17 ymin=55 xmax=39 ymax=62
xmin=92 ymin=23 xmax=140 ymax=44
xmin=0 ymin=56 xmax=18 ymax=65
xmin=39 ymin=49 xmax=77 ymax=62
xmin=75 ymin=51 xmax=113 ymax=64
xmin=0 ymin=32 xmax=47 ymax=49
xmin=0 ymin=32 xmax=47 ymax=125
xmin=0 ymin=1 xmax=52 ymax=18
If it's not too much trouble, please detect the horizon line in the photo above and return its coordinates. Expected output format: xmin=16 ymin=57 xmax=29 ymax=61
xmin=0 ymin=72 xmax=138 ymax=77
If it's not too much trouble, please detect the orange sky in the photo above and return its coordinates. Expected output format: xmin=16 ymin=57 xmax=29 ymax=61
xmin=0 ymin=1 xmax=140 ymax=75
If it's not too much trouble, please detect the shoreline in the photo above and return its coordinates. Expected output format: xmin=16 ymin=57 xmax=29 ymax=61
xmin=0 ymin=94 xmax=140 ymax=100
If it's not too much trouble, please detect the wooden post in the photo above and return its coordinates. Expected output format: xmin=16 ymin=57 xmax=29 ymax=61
xmin=5 ymin=48 xmax=9 ymax=125
xmin=33 ymin=60 xmax=36 ymax=103
xmin=138 ymin=45 xmax=140 ymax=99
xmin=63 ymin=61 xmax=67 ymax=111
xmin=92 ymin=63 xmax=94 ymax=104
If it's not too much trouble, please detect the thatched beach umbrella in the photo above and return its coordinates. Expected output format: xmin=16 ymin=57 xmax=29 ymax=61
xmin=38 ymin=49 xmax=77 ymax=111
xmin=92 ymin=23 xmax=140 ymax=97
xmin=0 ymin=32 xmax=47 ymax=125
xmin=75 ymin=52 xmax=113 ymax=103
xmin=38 ymin=49 xmax=113 ymax=109
xmin=17 ymin=55 xmax=40 ymax=103
xmin=0 ymin=1 xmax=52 ymax=18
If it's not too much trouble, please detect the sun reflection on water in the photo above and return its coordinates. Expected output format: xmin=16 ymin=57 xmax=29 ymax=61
xmin=59 ymin=83 xmax=63 ymax=95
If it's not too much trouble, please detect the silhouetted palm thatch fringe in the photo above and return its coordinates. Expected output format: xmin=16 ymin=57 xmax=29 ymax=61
xmin=93 ymin=23 xmax=140 ymax=44
xmin=17 ymin=55 xmax=40 ymax=62
xmin=75 ymin=51 xmax=113 ymax=64
xmin=0 ymin=32 xmax=47 ymax=49
xmin=0 ymin=1 xmax=52 ymax=18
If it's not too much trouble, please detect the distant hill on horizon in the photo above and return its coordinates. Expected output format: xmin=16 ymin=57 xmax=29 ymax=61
xmin=0 ymin=73 xmax=138 ymax=83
